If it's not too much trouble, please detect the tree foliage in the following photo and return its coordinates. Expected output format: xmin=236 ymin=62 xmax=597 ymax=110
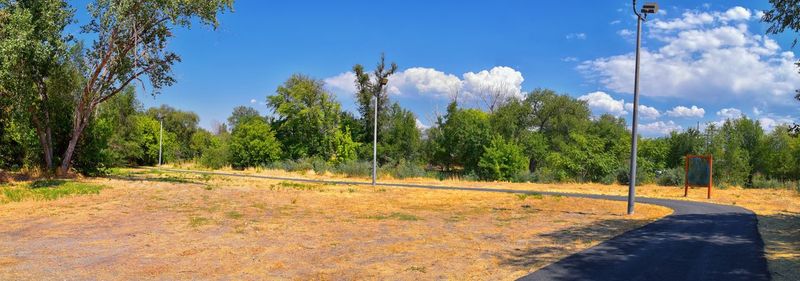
xmin=229 ymin=118 xmax=281 ymax=169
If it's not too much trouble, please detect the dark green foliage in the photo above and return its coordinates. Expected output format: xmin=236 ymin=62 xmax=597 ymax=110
xmin=229 ymin=118 xmax=281 ymax=169
xmin=227 ymin=106 xmax=262 ymax=131
xmin=477 ymin=137 xmax=528 ymax=181
xmin=380 ymin=103 xmax=421 ymax=164
xmin=146 ymin=105 xmax=200 ymax=161
xmin=432 ymin=103 xmax=492 ymax=172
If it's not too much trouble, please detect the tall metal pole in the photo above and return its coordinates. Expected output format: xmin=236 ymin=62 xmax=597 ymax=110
xmin=627 ymin=12 xmax=644 ymax=215
xmin=158 ymin=119 xmax=163 ymax=166
xmin=372 ymin=95 xmax=378 ymax=186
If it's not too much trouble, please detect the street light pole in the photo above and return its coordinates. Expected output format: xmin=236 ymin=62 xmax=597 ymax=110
xmin=628 ymin=1 xmax=658 ymax=215
xmin=373 ymin=78 xmax=388 ymax=186
xmin=159 ymin=118 xmax=163 ymax=166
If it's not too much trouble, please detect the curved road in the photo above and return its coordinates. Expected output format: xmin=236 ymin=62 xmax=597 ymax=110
xmin=160 ymin=169 xmax=770 ymax=281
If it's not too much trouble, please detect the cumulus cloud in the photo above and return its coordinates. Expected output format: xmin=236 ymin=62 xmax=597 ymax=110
xmin=716 ymin=107 xmax=743 ymax=119
xmin=250 ymin=99 xmax=257 ymax=104
xmin=624 ymin=103 xmax=661 ymax=119
xmin=387 ymin=67 xmax=461 ymax=98
xmin=324 ymin=66 xmax=525 ymax=104
xmin=579 ymin=6 xmax=800 ymax=106
xmin=415 ymin=119 xmax=430 ymax=130
xmin=640 ymin=121 xmax=683 ymax=135
xmin=757 ymin=115 xmax=797 ymax=132
xmin=666 ymin=105 xmax=705 ymax=118
xmin=577 ymin=91 xmax=660 ymax=119
xmin=578 ymin=91 xmax=626 ymax=116
xmin=617 ymin=29 xmax=634 ymax=38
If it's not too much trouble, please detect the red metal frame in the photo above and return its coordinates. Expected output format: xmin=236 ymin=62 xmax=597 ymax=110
xmin=684 ymin=155 xmax=713 ymax=199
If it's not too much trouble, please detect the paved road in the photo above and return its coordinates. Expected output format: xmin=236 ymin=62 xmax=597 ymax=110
xmin=160 ymin=168 xmax=771 ymax=281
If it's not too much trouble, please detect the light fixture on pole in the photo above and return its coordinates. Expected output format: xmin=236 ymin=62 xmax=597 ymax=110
xmin=373 ymin=77 xmax=388 ymax=186
xmin=628 ymin=1 xmax=658 ymax=215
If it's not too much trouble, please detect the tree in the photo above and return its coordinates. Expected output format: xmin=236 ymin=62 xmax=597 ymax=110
xmin=433 ymin=103 xmax=492 ymax=172
xmin=0 ymin=0 xmax=74 ymax=171
xmin=58 ymin=0 xmax=233 ymax=175
xmin=477 ymin=136 xmax=528 ymax=181
xmin=146 ymin=105 xmax=199 ymax=160
xmin=227 ymin=106 xmax=261 ymax=130
xmin=353 ymin=54 xmax=397 ymax=145
xmin=229 ymin=118 xmax=281 ymax=169
xmin=268 ymin=74 xmax=343 ymax=160
xmin=380 ymin=103 xmax=421 ymax=164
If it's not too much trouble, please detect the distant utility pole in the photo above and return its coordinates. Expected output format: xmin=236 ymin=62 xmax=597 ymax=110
xmin=373 ymin=78 xmax=389 ymax=186
xmin=628 ymin=1 xmax=659 ymax=215
xmin=158 ymin=118 xmax=163 ymax=166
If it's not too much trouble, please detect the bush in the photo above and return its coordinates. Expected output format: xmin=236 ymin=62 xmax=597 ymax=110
xmin=656 ymin=167 xmax=684 ymax=186
xmin=230 ymin=118 xmax=282 ymax=169
xmin=751 ymin=174 xmax=798 ymax=189
xmin=334 ymin=161 xmax=372 ymax=177
xmin=477 ymin=137 xmax=529 ymax=181
xmin=384 ymin=160 xmax=426 ymax=179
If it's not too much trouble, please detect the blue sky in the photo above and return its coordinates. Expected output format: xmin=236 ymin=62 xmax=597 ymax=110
xmin=69 ymin=0 xmax=799 ymax=136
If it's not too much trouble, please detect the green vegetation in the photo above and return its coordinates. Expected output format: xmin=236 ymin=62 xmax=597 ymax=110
xmin=0 ymin=180 xmax=105 ymax=203
xmin=366 ymin=212 xmax=420 ymax=221
xmin=0 ymin=1 xmax=798 ymax=192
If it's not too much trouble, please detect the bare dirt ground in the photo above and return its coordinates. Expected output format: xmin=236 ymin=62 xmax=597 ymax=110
xmin=208 ymin=166 xmax=799 ymax=281
xmin=0 ymin=170 xmax=669 ymax=280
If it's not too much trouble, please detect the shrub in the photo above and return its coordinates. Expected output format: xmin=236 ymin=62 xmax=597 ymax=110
xmin=477 ymin=137 xmax=529 ymax=181
xmin=230 ymin=118 xmax=282 ymax=169
xmin=384 ymin=160 xmax=426 ymax=179
xmin=334 ymin=161 xmax=372 ymax=177
xmin=656 ymin=167 xmax=684 ymax=186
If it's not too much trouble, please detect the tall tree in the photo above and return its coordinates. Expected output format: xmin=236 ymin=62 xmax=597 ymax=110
xmin=267 ymin=74 xmax=343 ymax=160
xmin=58 ymin=0 xmax=233 ymax=175
xmin=352 ymin=53 xmax=397 ymax=145
xmin=146 ymin=105 xmax=199 ymax=160
xmin=227 ymin=106 xmax=261 ymax=130
xmin=0 ymin=0 xmax=74 ymax=171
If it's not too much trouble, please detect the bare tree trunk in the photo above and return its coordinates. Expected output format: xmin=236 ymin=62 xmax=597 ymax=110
xmin=31 ymin=84 xmax=55 ymax=172
xmin=58 ymin=102 xmax=90 ymax=176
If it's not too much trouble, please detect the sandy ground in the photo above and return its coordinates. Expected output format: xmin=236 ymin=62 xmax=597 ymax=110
xmin=0 ymin=171 xmax=669 ymax=280
xmin=206 ymin=166 xmax=799 ymax=281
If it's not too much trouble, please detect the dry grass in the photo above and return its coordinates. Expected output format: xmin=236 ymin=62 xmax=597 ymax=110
xmin=198 ymin=166 xmax=800 ymax=281
xmin=0 ymin=169 xmax=669 ymax=280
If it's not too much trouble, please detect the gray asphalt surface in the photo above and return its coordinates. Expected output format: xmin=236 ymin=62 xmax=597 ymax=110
xmin=161 ymin=168 xmax=771 ymax=281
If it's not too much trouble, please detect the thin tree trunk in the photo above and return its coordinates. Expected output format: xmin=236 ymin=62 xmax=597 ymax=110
xmin=58 ymin=104 xmax=89 ymax=176
xmin=30 ymin=112 xmax=53 ymax=171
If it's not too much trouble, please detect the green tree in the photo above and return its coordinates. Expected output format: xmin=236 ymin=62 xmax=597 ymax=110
xmin=268 ymin=74 xmax=343 ymax=160
xmin=58 ymin=0 xmax=233 ymax=175
xmin=380 ymin=103 xmax=421 ymax=164
xmin=433 ymin=103 xmax=492 ymax=172
xmin=229 ymin=118 xmax=281 ymax=169
xmin=146 ymin=105 xmax=200 ymax=160
xmin=0 ymin=0 xmax=74 ymax=171
xmin=353 ymin=54 xmax=397 ymax=145
xmin=477 ymin=136 xmax=528 ymax=181
xmin=227 ymin=106 xmax=262 ymax=130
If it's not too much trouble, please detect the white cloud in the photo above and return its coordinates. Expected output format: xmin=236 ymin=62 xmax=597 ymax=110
xmin=640 ymin=121 xmax=683 ymax=135
xmin=323 ymin=71 xmax=358 ymax=95
xmin=580 ymin=6 xmax=800 ymax=106
xmin=250 ymin=99 xmax=257 ymax=104
xmin=324 ymin=66 xmax=525 ymax=103
xmin=462 ymin=66 xmax=525 ymax=100
xmin=716 ymin=107 xmax=742 ymax=119
xmin=561 ymin=56 xmax=578 ymax=62
xmin=577 ymin=91 xmax=661 ymax=119
xmin=617 ymin=29 xmax=634 ymax=38
xmin=566 ymin=33 xmax=587 ymax=40
xmin=578 ymin=91 xmax=627 ymax=116
xmin=624 ymin=103 xmax=661 ymax=119
xmin=666 ymin=105 xmax=705 ymax=118
xmin=758 ymin=116 xmax=796 ymax=132
xmin=415 ymin=119 xmax=430 ymax=130
xmin=610 ymin=20 xmax=621 ymax=25
xmin=387 ymin=67 xmax=461 ymax=98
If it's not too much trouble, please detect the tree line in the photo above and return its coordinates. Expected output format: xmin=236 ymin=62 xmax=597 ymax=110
xmin=1 ymin=0 xmax=798 ymax=189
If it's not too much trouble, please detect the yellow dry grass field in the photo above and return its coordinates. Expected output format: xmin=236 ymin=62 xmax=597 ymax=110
xmin=0 ymin=169 xmax=669 ymax=280
xmin=204 ymin=166 xmax=800 ymax=281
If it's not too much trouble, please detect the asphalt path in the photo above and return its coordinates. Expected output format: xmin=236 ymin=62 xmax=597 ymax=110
xmin=159 ymin=168 xmax=770 ymax=281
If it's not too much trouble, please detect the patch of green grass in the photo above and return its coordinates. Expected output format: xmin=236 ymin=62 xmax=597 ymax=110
xmin=226 ymin=211 xmax=243 ymax=219
xmin=406 ymin=266 xmax=427 ymax=273
xmin=188 ymin=216 xmax=211 ymax=227
xmin=515 ymin=192 xmax=543 ymax=201
xmin=367 ymin=212 xmax=420 ymax=221
xmin=0 ymin=180 xmax=105 ymax=203
xmin=278 ymin=181 xmax=322 ymax=191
